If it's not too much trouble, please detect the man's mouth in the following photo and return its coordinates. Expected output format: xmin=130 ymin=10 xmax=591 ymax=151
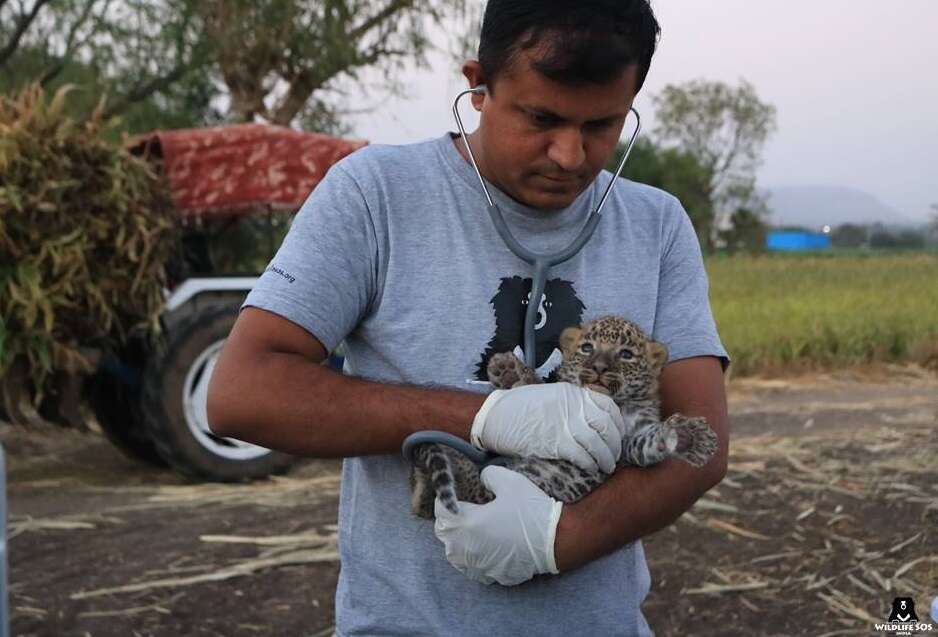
xmin=539 ymin=174 xmax=577 ymax=184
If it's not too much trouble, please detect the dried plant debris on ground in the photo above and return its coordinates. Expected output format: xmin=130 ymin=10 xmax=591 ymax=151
xmin=644 ymin=424 xmax=938 ymax=637
xmin=5 ymin=369 xmax=938 ymax=636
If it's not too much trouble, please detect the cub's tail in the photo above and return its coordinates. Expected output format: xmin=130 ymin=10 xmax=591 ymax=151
xmin=412 ymin=443 xmax=459 ymax=516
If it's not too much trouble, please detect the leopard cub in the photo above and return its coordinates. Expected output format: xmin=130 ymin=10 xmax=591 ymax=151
xmin=409 ymin=315 xmax=718 ymax=519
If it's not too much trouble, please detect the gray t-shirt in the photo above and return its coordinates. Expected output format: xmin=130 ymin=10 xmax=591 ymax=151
xmin=243 ymin=133 xmax=729 ymax=637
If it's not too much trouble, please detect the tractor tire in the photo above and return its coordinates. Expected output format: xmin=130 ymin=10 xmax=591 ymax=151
xmin=141 ymin=303 xmax=296 ymax=481
xmin=85 ymin=364 xmax=166 ymax=466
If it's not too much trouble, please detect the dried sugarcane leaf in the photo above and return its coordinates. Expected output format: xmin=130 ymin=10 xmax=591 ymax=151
xmin=0 ymin=83 xmax=178 ymax=414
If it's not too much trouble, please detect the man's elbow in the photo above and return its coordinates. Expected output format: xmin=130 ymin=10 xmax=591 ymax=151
xmin=206 ymin=374 xmax=240 ymax=439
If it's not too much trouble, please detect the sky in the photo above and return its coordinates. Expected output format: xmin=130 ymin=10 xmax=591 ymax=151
xmin=343 ymin=0 xmax=938 ymax=222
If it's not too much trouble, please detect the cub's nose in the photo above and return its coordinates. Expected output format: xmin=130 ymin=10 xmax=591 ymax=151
xmin=592 ymin=360 xmax=608 ymax=374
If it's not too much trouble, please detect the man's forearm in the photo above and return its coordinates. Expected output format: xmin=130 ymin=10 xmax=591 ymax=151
xmin=208 ymin=350 xmax=486 ymax=458
xmin=553 ymin=454 xmax=724 ymax=572
xmin=553 ymin=356 xmax=730 ymax=572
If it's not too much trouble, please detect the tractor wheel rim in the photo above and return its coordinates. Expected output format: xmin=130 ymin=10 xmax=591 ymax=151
xmin=183 ymin=339 xmax=271 ymax=461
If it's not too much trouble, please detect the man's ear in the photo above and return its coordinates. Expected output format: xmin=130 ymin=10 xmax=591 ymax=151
xmin=461 ymin=60 xmax=487 ymax=111
xmin=646 ymin=340 xmax=669 ymax=373
xmin=559 ymin=327 xmax=582 ymax=357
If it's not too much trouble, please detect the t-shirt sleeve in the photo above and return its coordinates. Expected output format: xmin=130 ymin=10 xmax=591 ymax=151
xmin=241 ymin=164 xmax=378 ymax=353
xmin=652 ymin=198 xmax=731 ymax=372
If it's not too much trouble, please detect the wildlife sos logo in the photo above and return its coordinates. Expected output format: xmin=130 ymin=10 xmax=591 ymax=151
xmin=874 ymin=597 xmax=934 ymax=635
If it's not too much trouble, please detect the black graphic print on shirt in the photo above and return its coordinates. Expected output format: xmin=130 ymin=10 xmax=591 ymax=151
xmin=474 ymin=276 xmax=586 ymax=383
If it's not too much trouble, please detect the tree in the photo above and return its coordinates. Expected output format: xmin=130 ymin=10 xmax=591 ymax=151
xmin=718 ymin=208 xmax=767 ymax=254
xmin=870 ymin=228 xmax=926 ymax=250
xmin=607 ymin=138 xmax=717 ymax=252
xmin=831 ymin=223 xmax=869 ymax=248
xmin=652 ymin=79 xmax=777 ymax=237
xmin=927 ymin=204 xmax=938 ymax=245
xmin=196 ymin=0 xmax=471 ymax=129
xmin=2 ymin=0 xmax=475 ymax=135
xmin=1 ymin=0 xmax=218 ymax=133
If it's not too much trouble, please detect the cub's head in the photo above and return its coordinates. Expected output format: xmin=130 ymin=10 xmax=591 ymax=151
xmin=555 ymin=316 xmax=668 ymax=404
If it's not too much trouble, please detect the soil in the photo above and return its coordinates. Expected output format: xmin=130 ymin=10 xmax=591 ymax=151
xmin=5 ymin=363 xmax=938 ymax=637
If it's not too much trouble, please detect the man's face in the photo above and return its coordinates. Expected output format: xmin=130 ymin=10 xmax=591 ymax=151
xmin=471 ymin=50 xmax=640 ymax=211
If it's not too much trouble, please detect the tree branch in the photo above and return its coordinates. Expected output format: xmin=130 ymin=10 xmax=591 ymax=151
xmin=350 ymin=0 xmax=415 ymax=39
xmin=0 ymin=0 xmax=52 ymax=66
xmin=102 ymin=61 xmax=190 ymax=118
xmin=39 ymin=0 xmax=103 ymax=86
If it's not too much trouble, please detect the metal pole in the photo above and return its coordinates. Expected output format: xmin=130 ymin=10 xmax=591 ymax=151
xmin=0 ymin=444 xmax=9 ymax=637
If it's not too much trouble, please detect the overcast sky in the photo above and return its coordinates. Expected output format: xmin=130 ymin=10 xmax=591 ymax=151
xmin=344 ymin=0 xmax=938 ymax=222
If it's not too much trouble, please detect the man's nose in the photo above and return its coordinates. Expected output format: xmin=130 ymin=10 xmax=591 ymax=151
xmin=547 ymin=128 xmax=586 ymax=172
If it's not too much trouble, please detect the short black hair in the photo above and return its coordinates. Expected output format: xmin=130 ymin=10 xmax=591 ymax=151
xmin=478 ymin=0 xmax=661 ymax=94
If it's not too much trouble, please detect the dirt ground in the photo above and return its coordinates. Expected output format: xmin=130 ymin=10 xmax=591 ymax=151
xmin=5 ymin=364 xmax=938 ymax=637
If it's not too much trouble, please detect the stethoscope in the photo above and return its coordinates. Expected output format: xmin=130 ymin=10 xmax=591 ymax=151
xmin=401 ymin=84 xmax=642 ymax=469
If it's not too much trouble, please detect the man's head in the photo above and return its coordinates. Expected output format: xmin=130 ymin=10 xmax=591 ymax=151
xmin=460 ymin=0 xmax=660 ymax=210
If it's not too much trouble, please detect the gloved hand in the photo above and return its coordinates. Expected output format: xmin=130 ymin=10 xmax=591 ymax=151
xmin=471 ymin=383 xmax=625 ymax=473
xmin=434 ymin=465 xmax=563 ymax=586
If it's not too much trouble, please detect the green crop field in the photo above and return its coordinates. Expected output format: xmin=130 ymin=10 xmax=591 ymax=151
xmin=706 ymin=253 xmax=938 ymax=376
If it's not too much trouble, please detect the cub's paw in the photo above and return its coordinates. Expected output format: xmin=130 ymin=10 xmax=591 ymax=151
xmin=663 ymin=414 xmax=717 ymax=468
xmin=487 ymin=352 xmax=538 ymax=389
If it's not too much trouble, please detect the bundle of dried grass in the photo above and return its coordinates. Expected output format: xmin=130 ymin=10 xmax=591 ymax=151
xmin=0 ymin=83 xmax=178 ymax=412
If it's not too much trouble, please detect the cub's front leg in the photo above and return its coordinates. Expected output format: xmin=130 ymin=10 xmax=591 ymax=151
xmin=621 ymin=414 xmax=717 ymax=468
xmin=486 ymin=352 xmax=542 ymax=390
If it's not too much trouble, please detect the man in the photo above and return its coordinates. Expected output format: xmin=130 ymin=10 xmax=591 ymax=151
xmin=207 ymin=1 xmax=730 ymax=635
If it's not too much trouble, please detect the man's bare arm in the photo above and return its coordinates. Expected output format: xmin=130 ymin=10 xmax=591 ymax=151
xmin=553 ymin=356 xmax=729 ymax=572
xmin=206 ymin=307 xmax=486 ymax=457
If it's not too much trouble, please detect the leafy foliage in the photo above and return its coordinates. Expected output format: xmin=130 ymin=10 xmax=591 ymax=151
xmin=0 ymin=84 xmax=178 ymax=401
xmin=0 ymin=0 xmax=218 ymax=135
xmin=1 ymin=0 xmax=476 ymax=136
xmin=717 ymin=208 xmax=767 ymax=255
xmin=652 ymin=79 xmax=777 ymax=233
xmin=197 ymin=0 xmax=473 ymax=128
xmin=830 ymin=223 xmax=869 ymax=248
xmin=608 ymin=138 xmax=716 ymax=250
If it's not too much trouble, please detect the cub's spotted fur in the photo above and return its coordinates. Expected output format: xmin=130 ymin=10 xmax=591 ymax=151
xmin=410 ymin=316 xmax=718 ymax=519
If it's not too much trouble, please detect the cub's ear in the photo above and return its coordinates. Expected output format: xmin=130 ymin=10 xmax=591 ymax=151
xmin=559 ymin=327 xmax=582 ymax=357
xmin=646 ymin=340 xmax=669 ymax=372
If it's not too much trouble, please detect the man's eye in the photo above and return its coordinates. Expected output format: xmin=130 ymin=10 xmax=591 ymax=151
xmin=619 ymin=349 xmax=634 ymax=360
xmin=580 ymin=343 xmax=594 ymax=354
xmin=530 ymin=113 xmax=556 ymax=127
xmin=586 ymin=119 xmax=615 ymax=131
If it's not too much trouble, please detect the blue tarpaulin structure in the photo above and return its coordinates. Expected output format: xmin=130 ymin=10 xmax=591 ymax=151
xmin=766 ymin=231 xmax=832 ymax=251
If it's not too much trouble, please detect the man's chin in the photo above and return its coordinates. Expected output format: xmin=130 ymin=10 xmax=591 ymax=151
xmin=521 ymin=189 xmax=580 ymax=211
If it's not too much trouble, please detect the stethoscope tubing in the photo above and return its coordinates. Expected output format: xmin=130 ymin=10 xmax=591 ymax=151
xmin=401 ymin=86 xmax=641 ymax=469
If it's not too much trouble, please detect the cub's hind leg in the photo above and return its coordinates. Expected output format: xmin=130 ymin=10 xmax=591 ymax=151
xmin=410 ymin=445 xmax=493 ymax=519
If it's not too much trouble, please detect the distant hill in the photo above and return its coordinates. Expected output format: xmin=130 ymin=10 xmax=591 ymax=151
xmin=763 ymin=185 xmax=917 ymax=229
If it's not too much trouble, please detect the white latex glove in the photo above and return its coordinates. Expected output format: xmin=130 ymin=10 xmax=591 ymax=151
xmin=434 ymin=465 xmax=563 ymax=586
xmin=471 ymin=383 xmax=625 ymax=473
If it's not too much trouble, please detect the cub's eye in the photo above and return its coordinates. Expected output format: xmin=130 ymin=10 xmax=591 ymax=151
xmin=619 ymin=349 xmax=634 ymax=360
xmin=579 ymin=343 xmax=594 ymax=354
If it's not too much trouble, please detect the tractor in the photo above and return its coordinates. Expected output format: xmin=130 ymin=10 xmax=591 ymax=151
xmin=85 ymin=123 xmax=364 ymax=481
